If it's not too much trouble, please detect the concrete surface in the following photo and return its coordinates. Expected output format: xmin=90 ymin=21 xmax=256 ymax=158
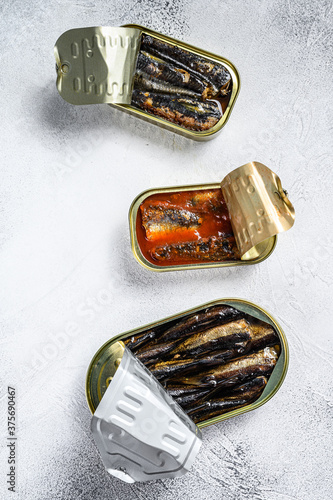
xmin=1 ymin=0 xmax=332 ymax=499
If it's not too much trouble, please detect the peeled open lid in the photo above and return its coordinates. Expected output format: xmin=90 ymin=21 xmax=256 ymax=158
xmin=221 ymin=162 xmax=295 ymax=260
xmin=90 ymin=341 xmax=202 ymax=483
xmin=54 ymin=27 xmax=141 ymax=105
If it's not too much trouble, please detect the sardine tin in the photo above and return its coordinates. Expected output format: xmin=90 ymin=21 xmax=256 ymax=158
xmin=129 ymin=162 xmax=295 ymax=272
xmin=86 ymin=298 xmax=289 ymax=429
xmin=54 ymin=25 xmax=240 ymax=141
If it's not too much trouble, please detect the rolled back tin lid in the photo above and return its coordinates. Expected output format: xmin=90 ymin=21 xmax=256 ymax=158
xmin=221 ymin=162 xmax=295 ymax=260
xmin=54 ymin=27 xmax=141 ymax=105
xmin=91 ymin=341 xmax=202 ymax=483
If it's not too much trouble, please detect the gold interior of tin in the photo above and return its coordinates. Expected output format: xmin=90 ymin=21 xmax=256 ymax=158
xmin=129 ymin=183 xmax=277 ymax=272
xmin=221 ymin=162 xmax=295 ymax=259
xmin=85 ymin=299 xmax=289 ymax=428
xmin=54 ymin=27 xmax=141 ymax=105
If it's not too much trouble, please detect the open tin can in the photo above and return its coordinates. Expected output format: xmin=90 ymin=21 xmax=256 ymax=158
xmin=54 ymin=25 xmax=240 ymax=140
xmin=86 ymin=298 xmax=289 ymax=430
xmin=129 ymin=162 xmax=295 ymax=272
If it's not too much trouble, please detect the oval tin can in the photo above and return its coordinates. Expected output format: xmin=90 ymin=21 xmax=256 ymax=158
xmin=86 ymin=298 xmax=289 ymax=429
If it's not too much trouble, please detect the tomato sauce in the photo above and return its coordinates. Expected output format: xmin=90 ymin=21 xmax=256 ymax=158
xmin=136 ymin=188 xmax=238 ymax=266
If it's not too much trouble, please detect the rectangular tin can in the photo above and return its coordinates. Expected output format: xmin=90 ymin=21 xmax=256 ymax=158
xmin=130 ymin=182 xmax=277 ymax=272
xmin=129 ymin=162 xmax=295 ymax=272
xmin=55 ymin=25 xmax=240 ymax=141
xmin=86 ymin=298 xmax=288 ymax=429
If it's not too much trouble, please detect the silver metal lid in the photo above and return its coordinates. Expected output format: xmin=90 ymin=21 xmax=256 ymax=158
xmin=91 ymin=342 xmax=202 ymax=483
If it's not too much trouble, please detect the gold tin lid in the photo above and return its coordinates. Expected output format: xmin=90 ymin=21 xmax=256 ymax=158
xmin=221 ymin=162 xmax=295 ymax=260
xmin=54 ymin=27 xmax=141 ymax=105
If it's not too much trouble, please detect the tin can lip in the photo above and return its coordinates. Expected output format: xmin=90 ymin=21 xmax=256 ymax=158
xmin=85 ymin=298 xmax=289 ymax=426
xmin=128 ymin=183 xmax=278 ymax=272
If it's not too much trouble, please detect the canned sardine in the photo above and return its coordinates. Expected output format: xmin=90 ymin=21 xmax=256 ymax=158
xmin=54 ymin=25 xmax=240 ymax=140
xmin=86 ymin=299 xmax=288 ymax=429
xmin=129 ymin=162 xmax=295 ymax=272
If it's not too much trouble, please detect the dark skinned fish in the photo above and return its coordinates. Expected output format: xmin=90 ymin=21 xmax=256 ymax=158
xmin=136 ymin=51 xmax=209 ymax=97
xmin=124 ymin=329 xmax=157 ymax=351
xmin=174 ymin=388 xmax=211 ymax=409
xmin=187 ymin=376 xmax=267 ymax=423
xmin=178 ymin=376 xmax=267 ymax=410
xmin=149 ymin=348 xmax=241 ymax=380
xmin=200 ymin=373 xmax=268 ymax=402
xmin=245 ymin=319 xmax=279 ymax=352
xmin=170 ymin=347 xmax=278 ymax=388
xmin=158 ymin=305 xmax=244 ymax=343
xmin=134 ymin=72 xmax=201 ymax=98
xmin=133 ymin=305 xmax=243 ymax=361
xmin=140 ymin=205 xmax=203 ymax=241
xmin=150 ymin=235 xmax=240 ymax=263
xmin=131 ymin=90 xmax=222 ymax=131
xmin=135 ymin=339 xmax=176 ymax=364
xmin=140 ymin=35 xmax=231 ymax=96
xmin=166 ymin=385 xmax=208 ymax=399
xmin=169 ymin=319 xmax=251 ymax=359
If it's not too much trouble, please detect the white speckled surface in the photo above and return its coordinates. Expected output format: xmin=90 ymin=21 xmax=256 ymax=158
xmin=1 ymin=1 xmax=333 ymax=499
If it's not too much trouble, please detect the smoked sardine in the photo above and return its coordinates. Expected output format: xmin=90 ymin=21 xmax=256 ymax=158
xmin=136 ymin=51 xmax=209 ymax=97
xmin=131 ymin=90 xmax=222 ymax=131
xmin=141 ymin=205 xmax=202 ymax=241
xmin=169 ymin=347 xmax=278 ymax=388
xmin=169 ymin=319 xmax=251 ymax=358
xmin=150 ymin=235 xmax=240 ymax=262
xmin=187 ymin=376 xmax=267 ymax=422
xmin=158 ymin=305 xmax=244 ymax=343
xmin=140 ymin=35 xmax=231 ymax=96
xmin=149 ymin=348 xmax=242 ymax=380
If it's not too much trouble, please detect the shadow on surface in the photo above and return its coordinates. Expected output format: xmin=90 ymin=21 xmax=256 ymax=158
xmin=53 ymin=375 xmax=175 ymax=500
xmin=35 ymin=81 xmax=209 ymax=156
xmin=110 ymin=224 xmax=255 ymax=298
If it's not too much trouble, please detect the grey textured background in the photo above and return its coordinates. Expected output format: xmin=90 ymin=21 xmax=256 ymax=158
xmin=1 ymin=1 xmax=333 ymax=499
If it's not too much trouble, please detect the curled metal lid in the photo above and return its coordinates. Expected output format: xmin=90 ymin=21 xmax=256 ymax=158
xmin=54 ymin=27 xmax=141 ymax=105
xmin=221 ymin=162 xmax=295 ymax=259
xmin=90 ymin=342 xmax=202 ymax=483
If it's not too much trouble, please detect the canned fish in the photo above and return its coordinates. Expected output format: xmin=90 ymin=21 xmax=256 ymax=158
xmin=86 ymin=298 xmax=288 ymax=429
xmin=129 ymin=162 xmax=295 ymax=272
xmin=54 ymin=25 xmax=240 ymax=140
